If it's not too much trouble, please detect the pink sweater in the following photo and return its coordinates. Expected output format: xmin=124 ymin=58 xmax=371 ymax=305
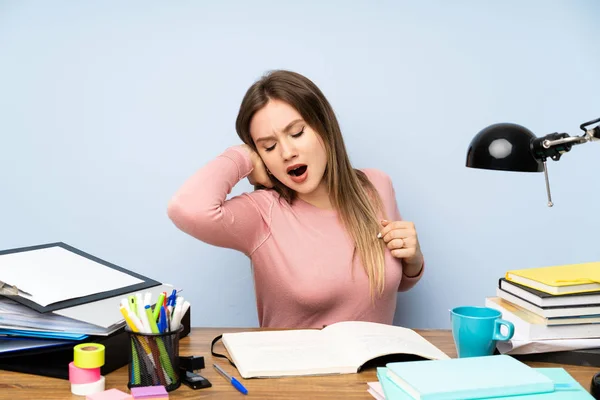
xmin=167 ymin=147 xmax=423 ymax=328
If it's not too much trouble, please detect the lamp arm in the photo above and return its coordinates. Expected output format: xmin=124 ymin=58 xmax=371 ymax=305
xmin=531 ymin=117 xmax=600 ymax=162
xmin=529 ymin=116 xmax=599 ymax=207
xmin=542 ymin=134 xmax=591 ymax=148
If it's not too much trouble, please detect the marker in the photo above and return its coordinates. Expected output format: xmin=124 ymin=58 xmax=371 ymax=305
xmin=171 ymin=302 xmax=183 ymax=330
xmin=120 ymin=306 xmax=140 ymax=332
xmin=153 ymin=292 xmax=166 ymax=321
xmin=172 ymin=301 xmax=190 ymax=330
xmin=136 ymin=294 xmax=149 ymax=332
xmin=213 ymin=363 xmax=248 ymax=395
xmin=145 ymin=305 xmax=159 ymax=334
xmin=129 ymin=295 xmax=137 ymax=317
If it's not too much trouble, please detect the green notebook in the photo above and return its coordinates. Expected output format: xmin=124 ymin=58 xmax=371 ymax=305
xmin=377 ymin=366 xmax=593 ymax=400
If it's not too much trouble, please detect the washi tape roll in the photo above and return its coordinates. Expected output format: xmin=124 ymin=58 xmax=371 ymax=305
xmin=73 ymin=343 xmax=105 ymax=369
xmin=70 ymin=375 xmax=105 ymax=396
xmin=68 ymin=361 xmax=101 ymax=384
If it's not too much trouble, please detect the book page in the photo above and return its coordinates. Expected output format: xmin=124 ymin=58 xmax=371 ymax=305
xmin=322 ymin=321 xmax=450 ymax=368
xmin=222 ymin=329 xmax=357 ymax=378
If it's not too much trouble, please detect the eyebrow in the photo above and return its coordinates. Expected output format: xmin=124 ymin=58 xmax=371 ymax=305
xmin=255 ymin=118 xmax=304 ymax=143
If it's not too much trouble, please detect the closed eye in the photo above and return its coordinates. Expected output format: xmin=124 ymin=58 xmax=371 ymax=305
xmin=264 ymin=144 xmax=276 ymax=152
xmin=291 ymin=127 xmax=305 ymax=138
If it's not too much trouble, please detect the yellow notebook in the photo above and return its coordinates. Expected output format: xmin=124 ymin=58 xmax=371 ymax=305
xmin=506 ymin=261 xmax=600 ymax=295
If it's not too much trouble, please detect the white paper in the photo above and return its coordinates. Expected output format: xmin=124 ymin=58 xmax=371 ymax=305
xmin=497 ymin=336 xmax=600 ymax=355
xmin=54 ymin=283 xmax=176 ymax=330
xmin=0 ymin=246 xmax=142 ymax=306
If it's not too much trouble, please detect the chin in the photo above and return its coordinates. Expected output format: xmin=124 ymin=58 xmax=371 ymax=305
xmin=287 ymin=180 xmax=321 ymax=195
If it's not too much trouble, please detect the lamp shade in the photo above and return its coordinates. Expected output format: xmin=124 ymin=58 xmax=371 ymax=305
xmin=466 ymin=123 xmax=543 ymax=172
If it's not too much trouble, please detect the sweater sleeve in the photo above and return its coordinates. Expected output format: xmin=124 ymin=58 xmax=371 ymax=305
xmin=167 ymin=146 xmax=272 ymax=256
xmin=386 ymin=175 xmax=425 ymax=292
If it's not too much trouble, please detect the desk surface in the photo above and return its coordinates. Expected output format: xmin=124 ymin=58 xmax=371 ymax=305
xmin=0 ymin=328 xmax=597 ymax=399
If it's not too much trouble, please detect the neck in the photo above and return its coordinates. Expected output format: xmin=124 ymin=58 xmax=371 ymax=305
xmin=297 ymin=181 xmax=332 ymax=210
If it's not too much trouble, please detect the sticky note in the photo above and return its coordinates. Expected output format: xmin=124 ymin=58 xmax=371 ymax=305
xmin=130 ymin=385 xmax=169 ymax=399
xmin=86 ymin=388 xmax=133 ymax=400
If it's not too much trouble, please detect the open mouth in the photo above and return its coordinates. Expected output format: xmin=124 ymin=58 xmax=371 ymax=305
xmin=287 ymin=165 xmax=307 ymax=176
xmin=286 ymin=164 xmax=308 ymax=183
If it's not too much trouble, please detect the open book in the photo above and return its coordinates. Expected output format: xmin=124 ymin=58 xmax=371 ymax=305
xmin=221 ymin=321 xmax=450 ymax=378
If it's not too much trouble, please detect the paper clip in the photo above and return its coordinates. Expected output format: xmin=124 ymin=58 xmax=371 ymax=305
xmin=0 ymin=280 xmax=32 ymax=296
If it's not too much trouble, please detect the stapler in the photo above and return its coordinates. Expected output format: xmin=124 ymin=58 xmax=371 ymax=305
xmin=179 ymin=355 xmax=211 ymax=390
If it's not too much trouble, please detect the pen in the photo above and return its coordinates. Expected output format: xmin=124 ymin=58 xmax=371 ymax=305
xmin=213 ymin=363 xmax=248 ymax=395
xmin=166 ymin=289 xmax=177 ymax=318
xmin=158 ymin=306 xmax=168 ymax=333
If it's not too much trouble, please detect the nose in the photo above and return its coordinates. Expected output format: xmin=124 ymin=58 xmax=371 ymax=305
xmin=279 ymin=139 xmax=298 ymax=161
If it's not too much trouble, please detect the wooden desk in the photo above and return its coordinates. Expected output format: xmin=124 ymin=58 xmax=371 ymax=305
xmin=0 ymin=328 xmax=597 ymax=399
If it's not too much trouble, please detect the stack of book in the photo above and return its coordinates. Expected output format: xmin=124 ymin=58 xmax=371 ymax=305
xmin=0 ymin=242 xmax=177 ymax=378
xmin=485 ymin=261 xmax=600 ymax=344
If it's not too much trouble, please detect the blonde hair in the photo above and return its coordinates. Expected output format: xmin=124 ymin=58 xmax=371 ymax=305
xmin=235 ymin=70 xmax=388 ymax=299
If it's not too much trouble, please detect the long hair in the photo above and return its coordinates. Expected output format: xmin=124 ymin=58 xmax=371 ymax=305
xmin=235 ymin=70 xmax=388 ymax=299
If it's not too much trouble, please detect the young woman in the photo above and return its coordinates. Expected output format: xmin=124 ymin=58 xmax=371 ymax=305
xmin=167 ymin=70 xmax=424 ymax=328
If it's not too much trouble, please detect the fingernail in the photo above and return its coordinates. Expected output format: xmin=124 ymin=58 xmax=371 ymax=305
xmin=377 ymin=232 xmax=382 ymax=239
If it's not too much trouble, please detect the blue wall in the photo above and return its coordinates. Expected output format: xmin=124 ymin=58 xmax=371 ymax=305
xmin=1 ymin=0 xmax=599 ymax=328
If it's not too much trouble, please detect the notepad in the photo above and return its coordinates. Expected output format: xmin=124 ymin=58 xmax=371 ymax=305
xmin=378 ymin=367 xmax=593 ymax=400
xmin=506 ymin=261 xmax=600 ymax=295
xmin=385 ymin=355 xmax=555 ymax=400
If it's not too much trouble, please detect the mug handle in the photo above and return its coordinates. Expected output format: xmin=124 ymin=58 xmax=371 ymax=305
xmin=493 ymin=318 xmax=514 ymax=341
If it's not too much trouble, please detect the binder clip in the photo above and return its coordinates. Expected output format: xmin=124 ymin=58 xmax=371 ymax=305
xmin=0 ymin=280 xmax=31 ymax=296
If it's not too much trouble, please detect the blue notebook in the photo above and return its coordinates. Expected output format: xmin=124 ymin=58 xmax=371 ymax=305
xmin=385 ymin=355 xmax=556 ymax=400
xmin=377 ymin=367 xmax=593 ymax=399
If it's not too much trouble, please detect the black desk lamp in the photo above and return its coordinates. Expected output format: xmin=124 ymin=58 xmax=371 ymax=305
xmin=466 ymin=117 xmax=600 ymax=206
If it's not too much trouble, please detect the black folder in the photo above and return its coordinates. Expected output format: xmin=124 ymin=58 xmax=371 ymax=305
xmin=0 ymin=242 xmax=161 ymax=313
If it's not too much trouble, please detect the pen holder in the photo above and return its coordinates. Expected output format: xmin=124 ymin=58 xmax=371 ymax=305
xmin=126 ymin=325 xmax=183 ymax=392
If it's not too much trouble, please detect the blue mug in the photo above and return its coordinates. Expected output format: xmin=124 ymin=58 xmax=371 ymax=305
xmin=450 ymin=306 xmax=514 ymax=358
